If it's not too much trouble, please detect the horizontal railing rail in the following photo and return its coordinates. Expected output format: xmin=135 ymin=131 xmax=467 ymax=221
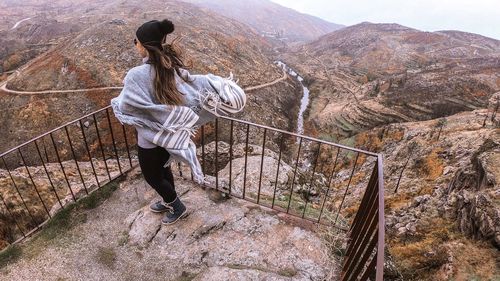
xmin=0 ymin=105 xmax=384 ymax=280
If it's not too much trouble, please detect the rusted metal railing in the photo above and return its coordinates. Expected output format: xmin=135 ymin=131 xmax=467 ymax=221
xmin=198 ymin=115 xmax=385 ymax=281
xmin=0 ymin=106 xmax=136 ymax=243
xmin=0 ymin=105 xmax=384 ymax=280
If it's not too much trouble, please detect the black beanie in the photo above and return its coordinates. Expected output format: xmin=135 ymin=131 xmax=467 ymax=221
xmin=136 ymin=19 xmax=174 ymax=47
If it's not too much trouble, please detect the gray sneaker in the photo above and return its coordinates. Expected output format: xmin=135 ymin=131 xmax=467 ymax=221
xmin=150 ymin=200 xmax=174 ymax=213
xmin=162 ymin=197 xmax=188 ymax=225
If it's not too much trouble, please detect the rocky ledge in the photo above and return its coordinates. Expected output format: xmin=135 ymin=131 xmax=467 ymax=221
xmin=0 ymin=167 xmax=337 ymax=281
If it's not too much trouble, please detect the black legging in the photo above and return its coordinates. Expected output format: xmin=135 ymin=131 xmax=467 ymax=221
xmin=138 ymin=145 xmax=177 ymax=203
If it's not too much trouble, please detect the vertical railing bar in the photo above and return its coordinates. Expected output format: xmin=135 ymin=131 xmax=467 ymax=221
xmin=17 ymin=148 xmax=51 ymax=218
xmin=215 ymin=118 xmax=219 ymax=190
xmin=34 ymin=140 xmax=63 ymax=208
xmin=242 ymin=124 xmax=250 ymax=199
xmin=257 ymin=128 xmax=267 ymax=204
xmin=121 ymin=124 xmax=132 ymax=168
xmin=286 ymin=137 xmax=303 ymax=213
xmin=229 ymin=120 xmax=234 ymax=194
xmin=343 ymin=196 xmax=378 ymax=270
xmin=271 ymin=133 xmax=284 ymax=208
xmin=201 ymin=125 xmax=205 ymax=175
xmin=105 ymin=108 xmax=123 ymax=175
xmin=41 ymin=137 xmax=50 ymax=163
xmin=302 ymin=143 xmax=321 ymax=218
xmin=64 ymin=126 xmax=88 ymax=195
xmin=0 ymin=192 xmax=26 ymax=237
xmin=49 ymin=132 xmax=77 ymax=202
xmin=318 ymin=147 xmax=341 ymax=223
xmin=334 ymin=152 xmax=360 ymax=226
xmin=177 ymin=162 xmax=183 ymax=177
xmin=358 ymin=252 xmax=378 ymax=281
xmin=1 ymin=156 xmax=40 ymax=227
xmin=93 ymin=113 xmax=111 ymax=181
xmin=376 ymin=155 xmax=385 ymax=281
xmin=349 ymin=161 xmax=378 ymax=234
xmin=79 ymin=120 xmax=101 ymax=188
xmin=344 ymin=231 xmax=378 ymax=281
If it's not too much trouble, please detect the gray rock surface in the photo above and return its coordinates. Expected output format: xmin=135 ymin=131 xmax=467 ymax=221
xmin=0 ymin=166 xmax=337 ymax=281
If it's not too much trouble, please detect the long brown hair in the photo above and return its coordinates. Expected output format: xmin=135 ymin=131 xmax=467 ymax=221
xmin=142 ymin=37 xmax=191 ymax=106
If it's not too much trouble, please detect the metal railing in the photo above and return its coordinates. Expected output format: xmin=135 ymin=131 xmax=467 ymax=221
xmin=0 ymin=106 xmax=136 ymax=243
xmin=0 ymin=105 xmax=384 ymax=280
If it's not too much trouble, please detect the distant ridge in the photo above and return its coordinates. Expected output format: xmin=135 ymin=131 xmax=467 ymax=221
xmin=182 ymin=0 xmax=344 ymax=43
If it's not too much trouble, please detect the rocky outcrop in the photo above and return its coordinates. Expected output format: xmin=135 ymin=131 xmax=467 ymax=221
xmin=356 ymin=108 xmax=499 ymax=280
xmin=0 ymin=166 xmax=338 ymax=280
xmin=445 ymin=137 xmax=500 ymax=248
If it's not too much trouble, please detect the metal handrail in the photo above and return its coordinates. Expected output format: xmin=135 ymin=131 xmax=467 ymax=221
xmin=0 ymin=106 xmax=385 ymax=280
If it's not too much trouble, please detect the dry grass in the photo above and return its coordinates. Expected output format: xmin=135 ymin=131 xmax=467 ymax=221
xmin=449 ymin=239 xmax=500 ymax=281
xmin=414 ymin=147 xmax=444 ymax=181
xmin=388 ymin=217 xmax=461 ymax=280
xmin=96 ymin=246 xmax=116 ymax=269
xmin=317 ymin=212 xmax=349 ymax=280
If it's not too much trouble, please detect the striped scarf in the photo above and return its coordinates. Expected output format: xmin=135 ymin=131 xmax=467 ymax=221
xmin=111 ymin=66 xmax=246 ymax=184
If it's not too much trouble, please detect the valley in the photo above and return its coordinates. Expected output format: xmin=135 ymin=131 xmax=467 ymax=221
xmin=0 ymin=1 xmax=499 ymax=280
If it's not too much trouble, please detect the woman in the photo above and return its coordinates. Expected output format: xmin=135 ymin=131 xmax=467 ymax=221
xmin=111 ymin=19 xmax=246 ymax=226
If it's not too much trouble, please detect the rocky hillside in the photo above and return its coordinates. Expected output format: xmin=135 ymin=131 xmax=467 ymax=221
xmin=0 ymin=0 xmax=108 ymax=75
xmin=181 ymin=0 xmax=343 ymax=44
xmin=0 ymin=0 xmax=303 ymax=153
xmin=353 ymin=101 xmax=499 ymax=280
xmin=282 ymin=22 xmax=500 ymax=140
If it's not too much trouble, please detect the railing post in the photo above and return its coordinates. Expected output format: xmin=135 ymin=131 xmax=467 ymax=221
xmin=105 ymin=108 xmax=123 ymax=175
xmin=49 ymin=132 xmax=77 ymax=202
xmin=257 ymin=128 xmax=267 ymax=204
xmin=18 ymin=148 xmax=51 ymax=218
xmin=229 ymin=120 xmax=234 ymax=194
xmin=302 ymin=143 xmax=321 ymax=218
xmin=215 ymin=118 xmax=219 ymax=190
xmin=33 ymin=139 xmax=64 ymax=208
xmin=1 ymin=156 xmax=40 ymax=227
xmin=318 ymin=147 xmax=340 ymax=223
xmin=64 ymin=126 xmax=88 ymax=195
xmin=93 ymin=114 xmax=111 ymax=181
xmin=79 ymin=119 xmax=101 ymax=188
xmin=376 ymin=155 xmax=385 ymax=281
xmin=287 ymin=137 xmax=302 ymax=213
xmin=242 ymin=124 xmax=250 ymax=199
xmin=334 ymin=152 xmax=360 ymax=226
xmin=271 ymin=134 xmax=284 ymax=208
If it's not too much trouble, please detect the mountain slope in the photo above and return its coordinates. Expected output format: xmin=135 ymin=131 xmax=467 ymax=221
xmin=182 ymin=0 xmax=343 ymax=43
xmin=282 ymin=22 xmax=500 ymax=139
xmin=0 ymin=0 xmax=303 ymax=153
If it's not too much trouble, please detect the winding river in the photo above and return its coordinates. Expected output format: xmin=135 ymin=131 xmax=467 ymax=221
xmin=275 ymin=61 xmax=310 ymax=135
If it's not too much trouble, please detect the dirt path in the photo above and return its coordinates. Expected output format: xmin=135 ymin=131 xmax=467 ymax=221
xmin=244 ymin=68 xmax=288 ymax=91
xmin=0 ymin=67 xmax=288 ymax=95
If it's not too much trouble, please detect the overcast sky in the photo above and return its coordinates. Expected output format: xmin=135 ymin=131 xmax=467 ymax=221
xmin=271 ymin=0 xmax=500 ymax=39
